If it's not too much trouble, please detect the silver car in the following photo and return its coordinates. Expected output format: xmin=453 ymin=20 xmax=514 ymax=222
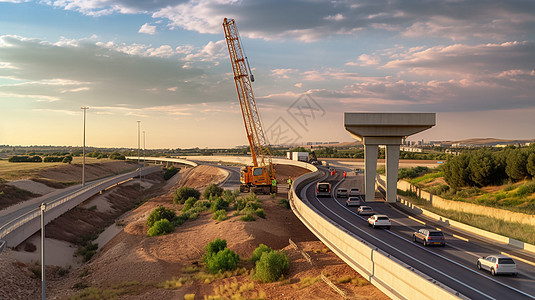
xmin=349 ymin=188 xmax=360 ymax=197
xmin=477 ymin=254 xmax=517 ymax=276
xmin=357 ymin=206 xmax=374 ymax=215
xmin=336 ymin=188 xmax=348 ymax=198
xmin=346 ymin=196 xmax=362 ymax=207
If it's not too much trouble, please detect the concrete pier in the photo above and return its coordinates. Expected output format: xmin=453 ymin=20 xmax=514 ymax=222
xmin=344 ymin=113 xmax=435 ymax=202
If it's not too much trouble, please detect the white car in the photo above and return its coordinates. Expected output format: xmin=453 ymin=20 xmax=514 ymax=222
xmin=368 ymin=214 xmax=391 ymax=229
xmin=346 ymin=196 xmax=362 ymax=206
xmin=357 ymin=206 xmax=374 ymax=215
xmin=349 ymin=188 xmax=360 ymax=197
xmin=336 ymin=188 xmax=348 ymax=198
xmin=477 ymin=255 xmax=517 ymax=276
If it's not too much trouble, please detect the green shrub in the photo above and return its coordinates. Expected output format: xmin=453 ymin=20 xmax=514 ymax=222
xmin=109 ymin=152 xmax=126 ymax=160
xmin=204 ymin=184 xmax=224 ymax=199
xmin=254 ymin=251 xmax=289 ymax=283
xmin=205 ymin=238 xmax=227 ymax=257
xmin=163 ymin=166 xmax=179 ymax=180
xmin=147 ymin=206 xmax=176 ymax=227
xmin=251 ymin=244 xmax=271 ymax=264
xmin=182 ymin=197 xmax=199 ymax=212
xmin=76 ymin=242 xmax=99 ymax=262
xmin=211 ymin=196 xmax=229 ymax=212
xmin=147 ymin=219 xmax=175 ymax=236
xmin=399 ymin=166 xmax=432 ymax=180
xmin=8 ymin=155 xmax=42 ymax=162
xmin=234 ymin=198 xmax=247 ymax=211
xmin=205 ymin=248 xmax=240 ymax=274
xmin=278 ymin=199 xmax=290 ymax=209
xmin=240 ymin=214 xmax=256 ymax=222
xmin=174 ymin=187 xmax=201 ymax=204
xmin=213 ymin=209 xmax=227 ymax=221
xmin=255 ymin=208 xmax=265 ymax=218
xmin=173 ymin=214 xmax=189 ymax=226
xmin=188 ymin=212 xmax=199 ymax=220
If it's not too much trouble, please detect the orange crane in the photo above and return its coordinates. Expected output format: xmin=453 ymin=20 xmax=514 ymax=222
xmin=223 ymin=18 xmax=277 ymax=194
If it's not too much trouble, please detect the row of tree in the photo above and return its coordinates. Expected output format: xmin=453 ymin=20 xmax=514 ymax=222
xmin=443 ymin=145 xmax=535 ymax=188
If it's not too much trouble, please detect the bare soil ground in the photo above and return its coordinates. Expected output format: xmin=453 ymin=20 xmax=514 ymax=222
xmin=1 ymin=164 xmax=389 ymax=300
xmin=0 ymin=159 xmax=138 ymax=210
xmin=0 ymin=184 xmax=40 ymax=210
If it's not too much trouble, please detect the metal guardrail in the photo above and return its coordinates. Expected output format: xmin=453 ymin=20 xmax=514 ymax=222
xmin=0 ymin=167 xmax=158 ymax=243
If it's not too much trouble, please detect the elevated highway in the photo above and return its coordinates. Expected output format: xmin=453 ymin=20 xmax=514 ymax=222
xmin=0 ymin=166 xmax=160 ymax=250
xmin=299 ymin=166 xmax=535 ymax=299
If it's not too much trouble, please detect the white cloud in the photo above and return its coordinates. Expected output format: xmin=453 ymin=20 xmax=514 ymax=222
xmin=346 ymin=54 xmax=380 ymax=66
xmin=139 ymin=23 xmax=157 ymax=35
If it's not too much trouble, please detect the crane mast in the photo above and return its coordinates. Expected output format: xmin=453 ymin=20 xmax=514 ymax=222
xmin=223 ymin=18 xmax=274 ymax=178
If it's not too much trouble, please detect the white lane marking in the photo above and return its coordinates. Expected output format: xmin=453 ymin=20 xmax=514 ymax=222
xmin=310 ymin=182 xmax=494 ymax=300
xmin=326 ymin=185 xmax=535 ymax=299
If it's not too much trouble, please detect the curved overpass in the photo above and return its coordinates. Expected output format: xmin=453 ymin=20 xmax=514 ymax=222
xmin=293 ymin=167 xmax=535 ymax=299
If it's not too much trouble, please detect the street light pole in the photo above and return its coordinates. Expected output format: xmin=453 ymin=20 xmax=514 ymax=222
xmin=40 ymin=203 xmax=46 ymax=300
xmin=137 ymin=121 xmax=141 ymax=191
xmin=81 ymin=106 xmax=89 ymax=187
xmin=142 ymin=130 xmax=146 ymax=180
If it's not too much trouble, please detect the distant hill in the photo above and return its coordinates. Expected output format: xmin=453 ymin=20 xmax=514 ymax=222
xmin=440 ymin=138 xmax=534 ymax=147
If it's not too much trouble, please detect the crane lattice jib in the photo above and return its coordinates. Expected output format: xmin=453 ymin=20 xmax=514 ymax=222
xmin=223 ymin=18 xmax=274 ymax=175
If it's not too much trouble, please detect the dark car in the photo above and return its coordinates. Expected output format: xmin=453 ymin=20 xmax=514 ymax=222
xmin=412 ymin=229 xmax=446 ymax=246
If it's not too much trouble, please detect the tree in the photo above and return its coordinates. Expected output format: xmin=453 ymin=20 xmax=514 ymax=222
xmin=468 ymin=149 xmax=497 ymax=186
xmin=443 ymin=154 xmax=472 ymax=188
xmin=527 ymin=152 xmax=535 ymax=178
xmin=62 ymin=155 xmax=73 ymax=164
xmin=506 ymin=150 xmax=528 ymax=182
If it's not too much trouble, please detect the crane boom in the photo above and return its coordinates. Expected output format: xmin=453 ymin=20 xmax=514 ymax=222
xmin=223 ymin=18 xmax=274 ymax=178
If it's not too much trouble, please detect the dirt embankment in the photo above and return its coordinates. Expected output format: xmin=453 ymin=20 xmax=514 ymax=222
xmin=2 ymin=164 xmax=389 ymax=299
xmin=0 ymin=160 xmax=138 ymax=210
xmin=38 ymin=160 xmax=137 ymax=183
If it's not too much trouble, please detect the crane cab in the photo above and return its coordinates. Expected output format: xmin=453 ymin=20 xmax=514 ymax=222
xmin=240 ymin=166 xmax=277 ymax=194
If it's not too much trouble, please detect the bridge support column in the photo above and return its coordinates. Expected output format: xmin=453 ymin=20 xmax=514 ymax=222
xmin=344 ymin=113 xmax=435 ymax=204
xmin=364 ymin=144 xmax=378 ymax=202
xmin=386 ymin=144 xmax=400 ymax=203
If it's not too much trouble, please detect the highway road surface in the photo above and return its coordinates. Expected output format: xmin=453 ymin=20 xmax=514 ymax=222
xmin=300 ymin=166 xmax=535 ymax=299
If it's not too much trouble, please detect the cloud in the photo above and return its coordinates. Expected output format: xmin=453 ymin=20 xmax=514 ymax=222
xmin=345 ymin=54 xmax=380 ymax=66
xmin=0 ymin=35 xmax=239 ymax=111
xmin=139 ymin=23 xmax=157 ymax=35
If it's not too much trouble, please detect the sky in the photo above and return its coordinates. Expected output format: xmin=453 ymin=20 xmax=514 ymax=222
xmin=0 ymin=0 xmax=534 ymax=149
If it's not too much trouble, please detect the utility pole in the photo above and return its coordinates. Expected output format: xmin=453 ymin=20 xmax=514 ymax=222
xmin=81 ymin=106 xmax=89 ymax=187
xmin=40 ymin=203 xmax=46 ymax=300
xmin=142 ymin=130 xmax=146 ymax=180
xmin=137 ymin=121 xmax=141 ymax=191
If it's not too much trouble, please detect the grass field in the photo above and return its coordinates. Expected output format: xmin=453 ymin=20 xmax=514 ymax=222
xmin=0 ymin=157 xmax=111 ymax=181
xmin=408 ymin=170 xmax=535 ymax=215
xmin=399 ymin=190 xmax=535 ymax=245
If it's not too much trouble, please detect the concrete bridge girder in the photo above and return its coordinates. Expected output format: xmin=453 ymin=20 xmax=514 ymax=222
xmin=344 ymin=113 xmax=435 ymax=203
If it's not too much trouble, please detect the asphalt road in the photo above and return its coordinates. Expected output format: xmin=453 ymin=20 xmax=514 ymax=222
xmin=302 ymin=166 xmax=535 ymax=300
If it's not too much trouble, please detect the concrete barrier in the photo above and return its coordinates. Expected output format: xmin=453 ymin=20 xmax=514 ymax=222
xmin=290 ymin=172 xmax=465 ymax=300
xmin=377 ymin=175 xmax=535 ymax=254
xmin=0 ymin=166 xmax=161 ymax=248
xmin=126 ymin=156 xmax=198 ymax=167
xmin=394 ymin=177 xmax=535 ymax=227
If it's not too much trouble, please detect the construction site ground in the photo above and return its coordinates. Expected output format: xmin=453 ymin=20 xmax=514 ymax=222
xmin=0 ymin=163 xmax=389 ymax=300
